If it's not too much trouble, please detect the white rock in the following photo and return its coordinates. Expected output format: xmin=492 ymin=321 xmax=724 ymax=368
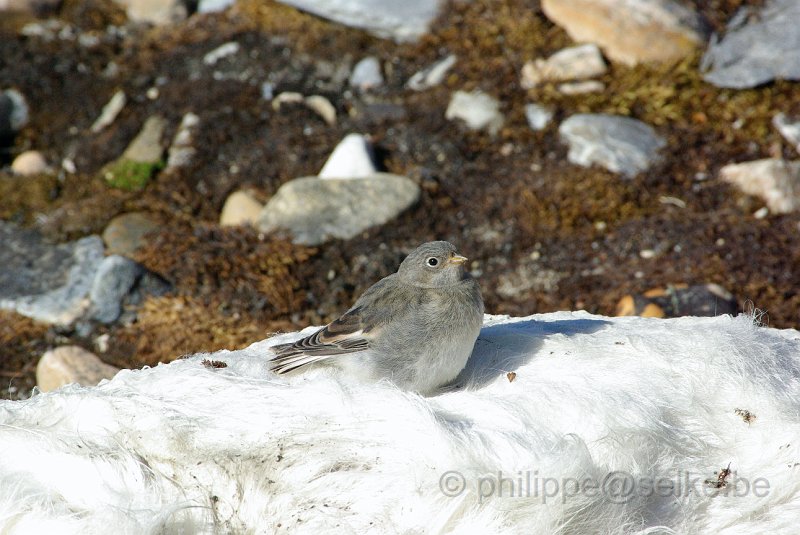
xmin=275 ymin=0 xmax=443 ymax=42
xmin=0 ymin=88 xmax=30 ymax=136
xmin=773 ymin=113 xmax=800 ymax=155
xmin=122 ymin=115 xmax=166 ymax=163
xmin=719 ymin=158 xmax=800 ymax=214
xmin=304 ymin=95 xmax=337 ymax=126
xmin=407 ymin=54 xmax=457 ymax=90
xmin=166 ymin=112 xmax=200 ymax=169
xmin=113 ymin=0 xmax=187 ymax=25
xmin=319 ymin=133 xmax=377 ymax=179
xmin=445 ymin=90 xmax=504 ymax=136
xmin=36 ymin=346 xmax=119 ymax=392
xmin=220 ymin=190 xmax=264 ymax=227
xmin=524 ymin=103 xmax=554 ymax=131
xmin=559 ymin=113 xmax=666 ymax=177
xmin=520 ymin=44 xmax=606 ymax=88
xmin=350 ymin=56 xmax=384 ymax=91
xmin=203 ymin=41 xmax=240 ymax=66
xmin=90 ymin=90 xmax=126 ymax=133
xmin=557 ymin=80 xmax=605 ymax=95
xmin=198 ymin=0 xmax=236 ymax=13
xmin=11 ymin=150 xmax=49 ymax=175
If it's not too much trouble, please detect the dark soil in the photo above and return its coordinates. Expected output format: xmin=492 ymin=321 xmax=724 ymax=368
xmin=1 ymin=0 xmax=798 ymax=400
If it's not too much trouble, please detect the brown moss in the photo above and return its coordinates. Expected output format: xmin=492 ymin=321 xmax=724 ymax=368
xmin=0 ymin=172 xmax=58 ymax=225
xmin=0 ymin=311 xmax=51 ymax=400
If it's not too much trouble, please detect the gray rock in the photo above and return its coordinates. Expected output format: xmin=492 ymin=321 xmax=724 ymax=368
xmin=350 ymin=56 xmax=384 ymax=91
xmin=123 ymin=115 xmax=167 ymax=163
xmin=719 ymin=158 xmax=800 ymax=214
xmin=203 ymin=41 xmax=240 ymax=66
xmin=89 ymin=255 xmax=144 ymax=324
xmin=0 ymin=222 xmax=104 ymax=325
xmin=524 ymin=103 xmax=554 ymax=131
xmin=319 ymin=133 xmax=377 ymax=179
xmin=275 ymin=0 xmax=442 ymax=42
xmin=0 ymin=88 xmax=29 ymax=139
xmin=258 ymin=173 xmax=420 ymax=245
xmin=559 ymin=114 xmax=666 ymax=177
xmin=773 ymin=113 xmax=800 ymax=155
xmin=102 ymin=212 xmax=160 ymax=256
xmin=445 ymin=90 xmax=505 ymax=136
xmin=36 ymin=346 xmax=120 ymax=392
xmin=541 ymin=0 xmax=706 ymax=66
xmin=166 ymin=112 xmax=200 ymax=169
xmin=701 ymin=0 xmax=800 ymax=89
xmin=407 ymin=54 xmax=456 ymax=91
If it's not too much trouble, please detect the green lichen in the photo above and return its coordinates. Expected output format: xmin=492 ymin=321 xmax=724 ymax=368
xmin=102 ymin=158 xmax=164 ymax=191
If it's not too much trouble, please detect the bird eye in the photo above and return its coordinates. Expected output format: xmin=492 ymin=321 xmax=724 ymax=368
xmin=426 ymin=257 xmax=439 ymax=267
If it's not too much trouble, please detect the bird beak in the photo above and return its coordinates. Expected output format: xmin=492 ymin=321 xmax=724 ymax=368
xmin=449 ymin=254 xmax=468 ymax=265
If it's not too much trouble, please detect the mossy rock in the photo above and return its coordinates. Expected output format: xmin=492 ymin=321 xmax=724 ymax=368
xmin=101 ymin=158 xmax=164 ymax=191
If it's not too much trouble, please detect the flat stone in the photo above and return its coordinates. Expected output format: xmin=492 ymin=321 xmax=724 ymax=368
xmin=102 ymin=212 xmax=160 ymax=256
xmin=559 ymin=113 xmax=666 ymax=177
xmin=520 ymin=44 xmax=606 ymax=88
xmin=11 ymin=150 xmax=49 ymax=175
xmin=166 ymin=112 xmax=200 ymax=169
xmin=407 ymin=54 xmax=457 ymax=91
xmin=524 ymin=103 xmax=554 ymax=131
xmin=557 ymin=80 xmax=605 ymax=95
xmin=445 ymin=90 xmax=504 ymax=136
xmin=773 ymin=113 xmax=800 ymax=155
xmin=541 ymin=0 xmax=706 ymax=66
xmin=220 ymin=190 xmax=264 ymax=227
xmin=198 ymin=0 xmax=236 ymax=12
xmin=350 ymin=56 xmax=384 ymax=91
xmin=702 ymin=0 xmax=800 ymax=89
xmin=275 ymin=0 xmax=443 ymax=42
xmin=0 ymin=221 xmax=104 ymax=325
xmin=319 ymin=133 xmax=377 ymax=179
xmin=257 ymin=173 xmax=420 ymax=245
xmin=36 ymin=346 xmax=120 ymax=392
xmin=89 ymin=255 xmax=144 ymax=324
xmin=719 ymin=158 xmax=800 ymax=214
xmin=90 ymin=90 xmax=126 ymax=133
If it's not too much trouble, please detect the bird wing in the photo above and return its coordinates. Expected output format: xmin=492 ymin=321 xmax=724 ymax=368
xmin=269 ymin=275 xmax=403 ymax=374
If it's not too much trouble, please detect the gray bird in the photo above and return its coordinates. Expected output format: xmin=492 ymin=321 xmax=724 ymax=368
xmin=269 ymin=241 xmax=484 ymax=394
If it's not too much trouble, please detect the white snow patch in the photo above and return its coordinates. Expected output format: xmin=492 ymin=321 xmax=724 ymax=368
xmin=2 ymin=312 xmax=800 ymax=533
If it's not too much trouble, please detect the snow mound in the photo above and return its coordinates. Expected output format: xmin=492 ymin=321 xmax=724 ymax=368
xmin=2 ymin=312 xmax=800 ymax=533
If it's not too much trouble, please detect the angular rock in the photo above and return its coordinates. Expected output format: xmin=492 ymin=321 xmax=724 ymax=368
xmin=541 ymin=0 xmax=706 ymax=66
xmin=36 ymin=346 xmax=120 ymax=392
xmin=11 ymin=150 xmax=49 ymax=175
xmin=719 ymin=158 xmax=800 ymax=214
xmin=319 ymin=133 xmax=377 ymax=179
xmin=0 ymin=221 xmax=104 ymax=325
xmin=113 ymin=0 xmax=187 ymax=25
xmin=102 ymin=115 xmax=166 ymax=191
xmin=773 ymin=113 xmax=800 ymax=155
xmin=275 ymin=0 xmax=443 ymax=42
xmin=407 ymin=54 xmax=457 ymax=91
xmin=350 ymin=56 xmax=384 ymax=91
xmin=123 ymin=115 xmax=167 ymax=163
xmin=198 ymin=0 xmax=236 ymax=12
xmin=701 ymin=0 xmax=800 ymax=89
xmin=220 ymin=190 xmax=264 ymax=227
xmin=445 ymin=90 xmax=504 ymax=136
xmin=89 ymin=255 xmax=144 ymax=324
xmin=102 ymin=212 xmax=160 ymax=256
xmin=0 ymin=88 xmax=29 ymax=140
xmin=520 ymin=44 xmax=606 ymax=88
xmin=257 ymin=173 xmax=420 ymax=245
xmin=524 ymin=103 xmax=554 ymax=131
xmin=559 ymin=113 xmax=666 ymax=177
xmin=90 ymin=90 xmax=126 ymax=133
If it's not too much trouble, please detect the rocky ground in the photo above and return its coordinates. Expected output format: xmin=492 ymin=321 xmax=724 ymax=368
xmin=1 ymin=0 xmax=799 ymax=400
